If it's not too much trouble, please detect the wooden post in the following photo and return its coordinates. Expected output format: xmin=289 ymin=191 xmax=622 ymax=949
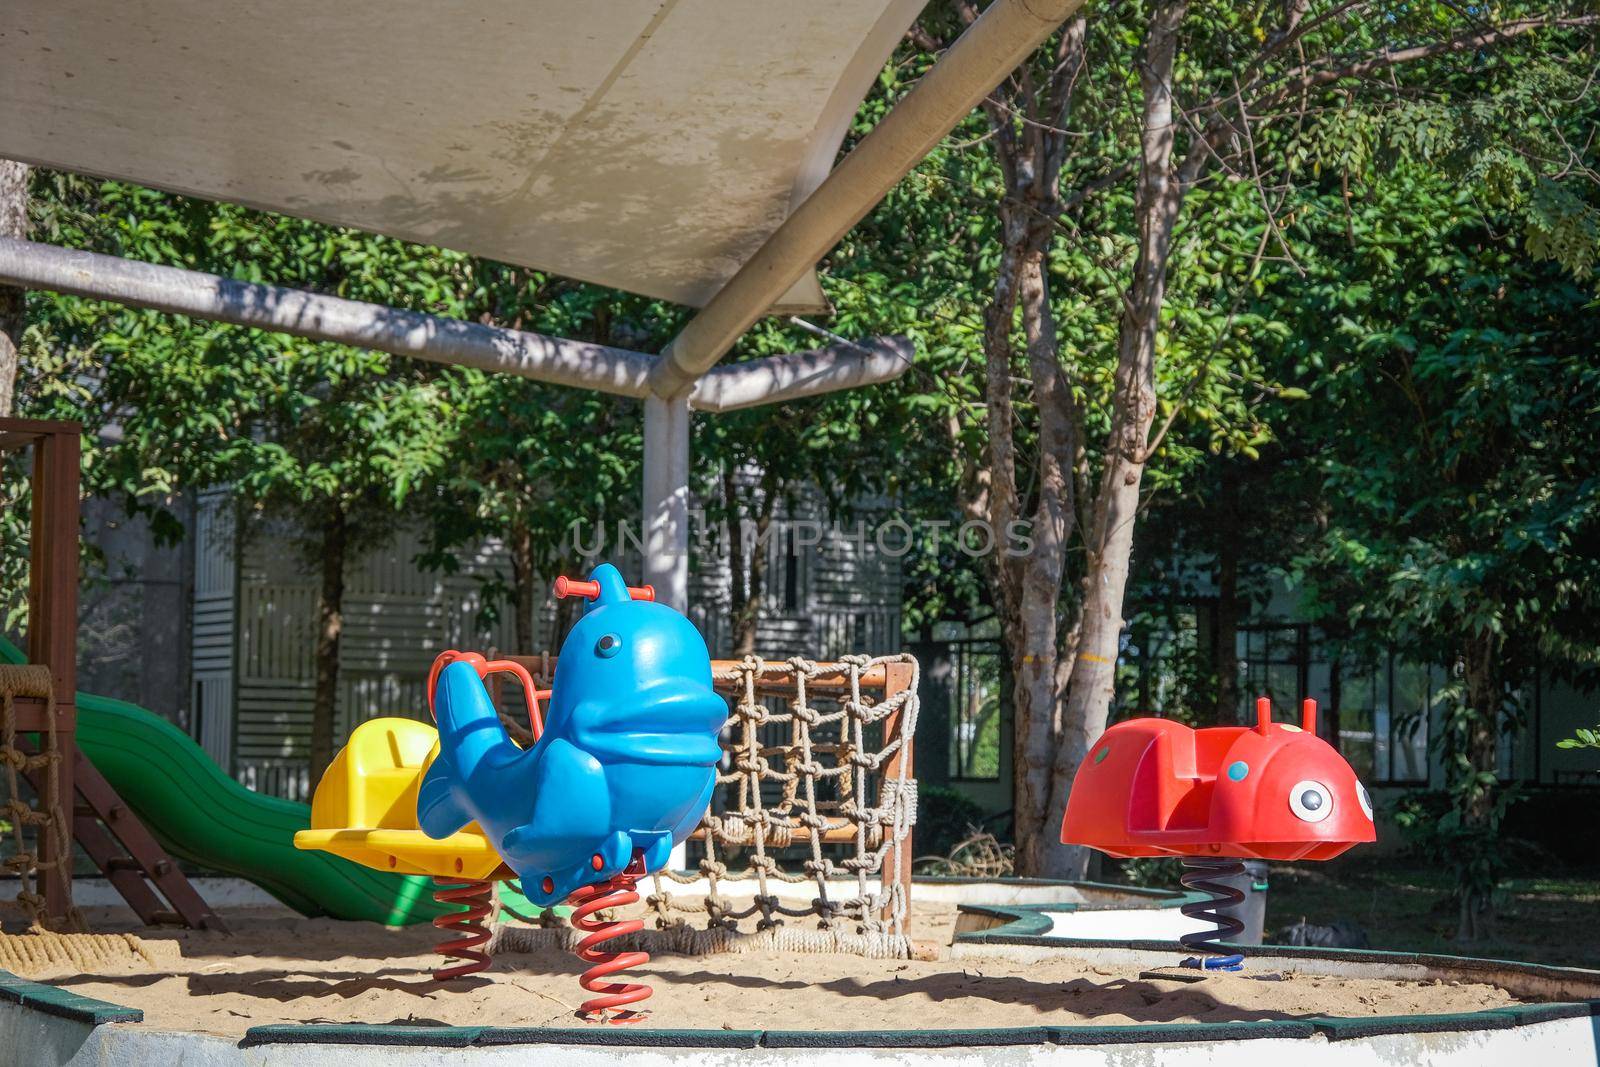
xmin=35 ymin=424 xmax=78 ymax=920
xmin=2 ymin=418 xmax=81 ymax=921
xmin=880 ymin=660 xmax=916 ymax=921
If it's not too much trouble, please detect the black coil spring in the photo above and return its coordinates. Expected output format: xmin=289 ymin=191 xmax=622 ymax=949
xmin=1178 ymin=856 xmax=1247 ymax=957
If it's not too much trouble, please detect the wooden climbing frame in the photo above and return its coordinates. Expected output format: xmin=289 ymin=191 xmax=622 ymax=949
xmin=1 ymin=417 xmax=221 ymax=931
xmin=1 ymin=417 xmax=81 ymax=920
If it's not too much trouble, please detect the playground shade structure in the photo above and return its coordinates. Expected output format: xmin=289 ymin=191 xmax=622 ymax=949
xmin=0 ymin=0 xmax=925 ymax=311
xmin=0 ymin=637 xmax=445 ymax=925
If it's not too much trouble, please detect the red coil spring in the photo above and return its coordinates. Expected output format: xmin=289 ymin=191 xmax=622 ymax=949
xmin=567 ymin=860 xmax=651 ymax=1023
xmin=431 ymin=878 xmax=494 ymax=982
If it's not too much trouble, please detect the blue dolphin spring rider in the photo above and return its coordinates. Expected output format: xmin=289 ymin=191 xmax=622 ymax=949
xmin=420 ymin=563 xmax=726 ymax=903
xmin=424 ymin=563 xmax=727 ymax=1020
xmin=294 ymin=563 xmax=728 ymax=1022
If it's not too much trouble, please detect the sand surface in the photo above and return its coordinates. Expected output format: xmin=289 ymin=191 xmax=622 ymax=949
xmin=15 ymin=904 xmax=1526 ymax=1038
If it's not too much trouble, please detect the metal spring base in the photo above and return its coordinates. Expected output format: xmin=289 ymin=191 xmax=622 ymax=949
xmin=1178 ymin=857 xmax=1246 ymax=971
xmin=431 ymin=878 xmax=494 ymax=981
xmin=568 ymin=859 xmax=651 ymax=1023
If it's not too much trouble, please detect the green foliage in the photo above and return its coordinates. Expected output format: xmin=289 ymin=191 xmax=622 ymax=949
xmin=834 ymin=23 xmax=1291 ymax=631
xmin=1282 ymin=166 xmax=1600 ymax=673
xmin=1114 ymin=856 xmax=1184 ymax=890
xmin=910 ymin=785 xmax=991 ymax=862
xmin=8 ymin=176 xmax=674 ymax=656
xmin=1557 ymin=726 xmax=1600 ymax=751
xmin=1393 ymin=787 xmax=1523 ymax=917
xmin=1099 ymin=3 xmax=1600 ymax=913
xmin=413 ymin=278 xmax=665 ymax=645
xmin=1269 ymin=149 xmax=1599 ymax=934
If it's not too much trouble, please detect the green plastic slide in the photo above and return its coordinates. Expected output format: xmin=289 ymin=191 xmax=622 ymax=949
xmin=1 ymin=636 xmax=445 ymax=925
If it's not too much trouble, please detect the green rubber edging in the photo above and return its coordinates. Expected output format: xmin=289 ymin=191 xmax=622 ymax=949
xmin=234 ymin=1007 xmax=1600 ymax=1047
xmin=958 ymin=893 xmax=1212 ymax=935
xmin=917 ymin=875 xmax=1193 ymax=898
xmin=5 ymin=965 xmax=1594 ymax=1048
xmin=242 ymin=1025 xmax=487 ymax=1048
xmin=958 ymin=904 xmax=1057 ymax=937
xmin=238 ymin=1021 xmax=1317 ymax=1047
xmin=0 ymin=969 xmax=142 ymax=1025
xmin=956 ymin=902 xmax=1600 ymax=987
xmin=0 ymin=636 xmax=447 ymax=926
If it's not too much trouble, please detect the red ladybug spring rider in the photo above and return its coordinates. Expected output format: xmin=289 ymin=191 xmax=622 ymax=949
xmin=1061 ymin=697 xmax=1375 ymax=970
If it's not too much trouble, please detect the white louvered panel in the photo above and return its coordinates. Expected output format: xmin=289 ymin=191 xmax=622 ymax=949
xmin=190 ymin=491 xmax=238 ymax=767
xmin=193 ymin=672 xmax=234 ymax=769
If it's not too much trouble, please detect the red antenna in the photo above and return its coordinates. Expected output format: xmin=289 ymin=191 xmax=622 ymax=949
xmin=1301 ymin=698 xmax=1318 ymax=734
xmin=554 ymin=576 xmax=655 ymax=602
xmin=1254 ymin=696 xmax=1272 ymax=736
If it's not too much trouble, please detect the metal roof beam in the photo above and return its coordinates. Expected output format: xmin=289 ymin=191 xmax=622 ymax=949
xmin=0 ymin=236 xmax=912 ymax=410
xmin=689 ymin=336 xmax=911 ymax=413
xmin=0 ymin=236 xmax=658 ymax=396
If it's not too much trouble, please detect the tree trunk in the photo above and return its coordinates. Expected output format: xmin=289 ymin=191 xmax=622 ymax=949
xmin=1455 ymin=630 xmax=1504 ymax=941
xmin=0 ymin=159 xmax=30 ymax=417
xmin=310 ymin=505 xmax=348 ymax=781
xmin=1213 ymin=474 xmax=1241 ymax=725
xmin=1009 ymin=242 xmax=1078 ymax=874
xmin=729 ymin=469 xmax=776 ymax=658
xmin=925 ymin=11 xmax=1087 ymax=877
xmin=980 ymin=227 xmax=1048 ymax=865
xmin=507 ymin=518 xmax=537 ymax=653
xmin=1326 ymin=655 xmax=1342 ymax=751
xmin=724 ymin=466 xmax=747 ymax=654
xmin=1043 ymin=0 xmax=1189 ymax=879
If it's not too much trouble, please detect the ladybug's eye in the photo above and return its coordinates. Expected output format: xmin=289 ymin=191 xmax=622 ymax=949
xmin=1357 ymin=781 xmax=1374 ymax=820
xmin=596 ymin=633 xmax=622 ymax=659
xmin=1289 ymin=780 xmax=1333 ymax=822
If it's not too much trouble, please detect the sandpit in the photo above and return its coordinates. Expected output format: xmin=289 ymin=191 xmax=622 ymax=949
xmin=8 ymin=903 xmax=1534 ymax=1038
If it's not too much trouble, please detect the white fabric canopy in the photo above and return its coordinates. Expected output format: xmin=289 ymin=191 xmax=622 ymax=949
xmin=0 ymin=0 xmax=926 ymax=311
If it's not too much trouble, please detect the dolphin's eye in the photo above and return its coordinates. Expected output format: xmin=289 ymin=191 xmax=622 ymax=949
xmin=596 ymin=633 xmax=622 ymax=659
xmin=1289 ymin=780 xmax=1333 ymax=822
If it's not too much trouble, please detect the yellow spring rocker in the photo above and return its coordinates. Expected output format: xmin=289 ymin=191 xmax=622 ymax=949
xmin=294 ymin=653 xmax=542 ymax=979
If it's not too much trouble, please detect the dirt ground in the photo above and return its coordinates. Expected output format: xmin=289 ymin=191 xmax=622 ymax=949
xmin=5 ymin=901 xmax=1533 ymax=1038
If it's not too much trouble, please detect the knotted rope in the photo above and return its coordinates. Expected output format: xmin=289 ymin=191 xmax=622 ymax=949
xmin=0 ymin=930 xmax=149 ymax=975
xmin=652 ymin=653 xmax=918 ymax=948
xmin=1 ymin=664 xmax=87 ymax=931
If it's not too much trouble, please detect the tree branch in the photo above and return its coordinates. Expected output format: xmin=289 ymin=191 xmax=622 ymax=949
xmin=1251 ymin=15 xmax=1600 ymax=114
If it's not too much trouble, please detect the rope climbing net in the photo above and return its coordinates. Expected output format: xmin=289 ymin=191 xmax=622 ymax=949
xmin=492 ymin=652 xmax=920 ymax=958
xmin=655 ymin=653 xmax=919 ymax=950
xmin=0 ymin=663 xmax=84 ymax=932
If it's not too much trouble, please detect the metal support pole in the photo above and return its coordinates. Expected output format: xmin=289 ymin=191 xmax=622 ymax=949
xmin=641 ymin=392 xmax=691 ymax=614
xmin=643 ymin=392 xmax=692 ymax=871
